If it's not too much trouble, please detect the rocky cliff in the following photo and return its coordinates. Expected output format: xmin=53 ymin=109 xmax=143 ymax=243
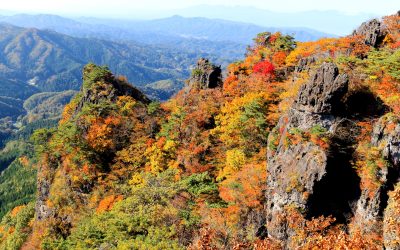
xmin=266 ymin=63 xmax=357 ymax=240
xmin=266 ymin=59 xmax=400 ymax=248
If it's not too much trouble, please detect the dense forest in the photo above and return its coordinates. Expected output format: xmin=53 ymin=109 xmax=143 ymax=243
xmin=0 ymin=11 xmax=399 ymax=250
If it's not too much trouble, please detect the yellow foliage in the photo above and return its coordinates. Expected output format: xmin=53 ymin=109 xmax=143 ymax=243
xmin=128 ymin=173 xmax=145 ymax=186
xmin=145 ymin=137 xmax=178 ymax=174
xmin=214 ymin=92 xmax=269 ymax=148
xmin=218 ymin=149 xmax=246 ymax=180
xmin=116 ymin=96 xmax=137 ymax=115
xmin=59 ymin=102 xmax=76 ymax=125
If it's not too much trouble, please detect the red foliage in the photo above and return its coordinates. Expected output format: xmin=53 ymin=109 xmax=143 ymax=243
xmin=391 ymin=41 xmax=400 ymax=49
xmin=252 ymin=60 xmax=275 ymax=78
xmin=269 ymin=34 xmax=277 ymax=43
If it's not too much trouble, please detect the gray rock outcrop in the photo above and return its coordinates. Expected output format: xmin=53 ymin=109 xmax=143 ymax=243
xmin=187 ymin=58 xmax=222 ymax=89
xmin=35 ymin=176 xmax=52 ymax=221
xmin=353 ymin=19 xmax=386 ymax=47
xmin=266 ymin=63 xmax=353 ymax=242
xmin=294 ymin=63 xmax=348 ymax=115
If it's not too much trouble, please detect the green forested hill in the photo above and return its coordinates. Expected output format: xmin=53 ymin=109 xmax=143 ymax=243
xmin=0 ymin=77 xmax=39 ymax=119
xmin=0 ymin=23 xmax=229 ymax=98
xmin=0 ymin=23 xmax=184 ymax=92
xmin=0 ymin=97 xmax=24 ymax=119
xmin=23 ymin=91 xmax=77 ymax=123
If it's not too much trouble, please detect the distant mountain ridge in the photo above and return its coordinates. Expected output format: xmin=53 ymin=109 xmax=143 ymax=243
xmin=125 ymin=15 xmax=335 ymax=43
xmin=0 ymin=13 xmax=335 ymax=45
xmin=164 ymin=5 xmax=378 ymax=35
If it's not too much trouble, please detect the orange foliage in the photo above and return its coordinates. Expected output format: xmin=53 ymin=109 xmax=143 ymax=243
xmin=384 ymin=183 xmax=400 ymax=249
xmin=272 ymin=51 xmax=287 ymax=67
xmin=371 ymin=75 xmax=400 ymax=114
xmin=60 ymin=102 xmax=76 ymax=125
xmin=10 ymin=205 xmax=25 ymax=217
xmin=29 ymin=17 xmax=400 ymax=249
xmin=219 ymin=161 xmax=266 ymax=208
xmin=274 ymin=208 xmax=384 ymax=249
xmin=86 ymin=116 xmax=122 ymax=152
xmin=383 ymin=13 xmax=400 ymax=47
xmin=96 ymin=194 xmax=123 ymax=213
xmin=19 ymin=156 xmax=30 ymax=167
xmin=286 ymin=36 xmax=370 ymax=66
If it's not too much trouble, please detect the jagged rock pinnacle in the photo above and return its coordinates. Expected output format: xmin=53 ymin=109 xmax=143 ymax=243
xmin=187 ymin=58 xmax=222 ymax=90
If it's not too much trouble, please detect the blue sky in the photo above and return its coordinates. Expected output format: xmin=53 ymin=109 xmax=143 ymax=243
xmin=1 ymin=0 xmax=398 ymax=17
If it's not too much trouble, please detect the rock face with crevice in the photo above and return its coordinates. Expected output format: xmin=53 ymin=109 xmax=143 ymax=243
xmin=265 ymin=63 xmax=361 ymax=242
xmin=265 ymin=61 xmax=400 ymax=248
xmin=354 ymin=116 xmax=400 ymax=236
xmin=187 ymin=58 xmax=222 ymax=89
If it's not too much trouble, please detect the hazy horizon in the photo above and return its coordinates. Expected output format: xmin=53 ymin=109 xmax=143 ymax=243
xmin=0 ymin=1 xmax=398 ymax=35
xmin=0 ymin=0 xmax=397 ymax=16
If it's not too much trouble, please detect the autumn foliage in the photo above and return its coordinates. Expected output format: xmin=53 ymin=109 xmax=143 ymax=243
xmin=252 ymin=60 xmax=275 ymax=78
xmin=11 ymin=12 xmax=400 ymax=250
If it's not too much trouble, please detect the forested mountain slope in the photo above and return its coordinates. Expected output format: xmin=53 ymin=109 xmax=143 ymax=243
xmin=0 ymin=22 xmax=232 ymax=123
xmin=0 ymin=11 xmax=399 ymax=250
xmin=0 ymin=23 xmax=199 ymax=92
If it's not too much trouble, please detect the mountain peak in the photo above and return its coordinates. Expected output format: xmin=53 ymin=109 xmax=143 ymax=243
xmin=79 ymin=63 xmax=151 ymax=107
